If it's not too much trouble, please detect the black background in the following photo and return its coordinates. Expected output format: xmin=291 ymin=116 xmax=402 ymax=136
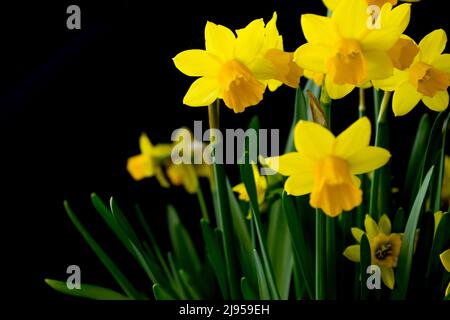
xmin=1 ymin=0 xmax=448 ymax=301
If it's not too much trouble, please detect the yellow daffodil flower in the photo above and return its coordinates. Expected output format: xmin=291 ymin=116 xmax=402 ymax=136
xmin=374 ymin=29 xmax=450 ymax=116
xmin=295 ymin=0 xmax=410 ymax=99
xmin=323 ymin=0 xmax=415 ymax=11
xmin=127 ymin=133 xmax=172 ymax=187
xmin=387 ymin=36 xmax=419 ymax=71
xmin=233 ymin=164 xmax=268 ymax=218
xmin=442 ymin=156 xmax=450 ymax=206
xmin=166 ymin=163 xmax=211 ymax=194
xmin=266 ymin=117 xmax=391 ymax=217
xmin=440 ymin=248 xmax=450 ymax=297
xmin=344 ymin=214 xmax=401 ymax=289
xmin=173 ymin=14 xmax=301 ymax=113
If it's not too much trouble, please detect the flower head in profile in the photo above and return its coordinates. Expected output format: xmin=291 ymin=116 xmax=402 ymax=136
xmin=127 ymin=133 xmax=172 ymax=187
xmin=233 ymin=163 xmax=267 ymax=218
xmin=440 ymin=248 xmax=450 ymax=297
xmin=295 ymin=0 xmax=410 ymax=99
xmin=374 ymin=29 xmax=450 ymax=116
xmin=267 ymin=117 xmax=391 ymax=217
xmin=343 ymin=215 xmax=401 ymax=289
xmin=173 ymin=13 xmax=302 ymax=113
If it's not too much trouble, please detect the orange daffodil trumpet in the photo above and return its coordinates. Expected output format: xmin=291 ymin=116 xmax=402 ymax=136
xmin=295 ymin=0 xmax=410 ymax=99
xmin=344 ymin=215 xmax=401 ymax=289
xmin=374 ymin=30 xmax=450 ymax=116
xmin=173 ymin=13 xmax=302 ymax=113
xmin=267 ymin=117 xmax=391 ymax=217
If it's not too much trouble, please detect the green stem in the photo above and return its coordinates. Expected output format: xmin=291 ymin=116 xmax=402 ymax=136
xmin=359 ymin=88 xmax=366 ymax=117
xmin=208 ymin=100 xmax=241 ymax=299
xmin=196 ymin=184 xmax=209 ymax=222
xmin=357 ymin=88 xmax=367 ymax=228
xmin=315 ymin=209 xmax=326 ymax=300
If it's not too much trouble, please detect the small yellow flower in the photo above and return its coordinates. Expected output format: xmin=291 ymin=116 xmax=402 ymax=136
xmin=295 ymin=0 xmax=410 ymax=99
xmin=266 ymin=117 xmax=391 ymax=217
xmin=440 ymin=248 xmax=450 ymax=297
xmin=343 ymin=214 xmax=401 ymax=289
xmin=374 ymin=29 xmax=450 ymax=116
xmin=127 ymin=133 xmax=172 ymax=187
xmin=173 ymin=14 xmax=301 ymax=113
xmin=166 ymin=163 xmax=210 ymax=194
xmin=233 ymin=164 xmax=267 ymax=218
xmin=442 ymin=156 xmax=450 ymax=206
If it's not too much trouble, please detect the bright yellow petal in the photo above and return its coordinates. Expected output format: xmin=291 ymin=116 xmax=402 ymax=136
xmin=365 ymin=51 xmax=393 ymax=80
xmin=235 ymin=19 xmax=265 ymax=65
xmin=440 ymin=249 xmax=450 ymax=272
xmin=379 ymin=214 xmax=392 ymax=234
xmin=266 ymin=152 xmax=315 ymax=177
xmin=232 ymin=182 xmax=250 ymax=202
xmin=183 ymin=77 xmax=220 ymax=107
xmin=432 ymin=54 xmax=450 ymax=73
xmin=343 ymin=245 xmax=361 ymax=262
xmin=365 ymin=214 xmax=380 ymax=239
xmin=301 ymin=14 xmax=338 ymax=46
xmin=140 ymin=133 xmax=154 ymax=155
xmin=381 ymin=266 xmax=395 ymax=289
xmin=294 ymin=43 xmax=329 ymax=74
xmin=422 ymin=90 xmax=449 ymax=112
xmin=351 ymin=227 xmax=365 ymax=243
xmin=181 ymin=165 xmax=199 ymax=194
xmin=173 ymin=49 xmax=221 ymax=77
xmin=205 ymin=21 xmax=236 ymax=62
xmin=372 ymin=69 xmax=409 ymax=91
xmin=419 ymin=29 xmax=448 ymax=64
xmin=347 ymin=146 xmax=391 ymax=175
xmin=294 ymin=120 xmax=335 ymax=160
xmin=392 ymin=81 xmax=422 ymax=116
xmin=379 ymin=3 xmax=411 ymax=33
xmin=264 ymin=12 xmax=283 ymax=50
xmin=127 ymin=154 xmax=153 ymax=181
xmin=267 ymin=79 xmax=283 ymax=92
xmin=362 ymin=28 xmax=402 ymax=52
xmin=248 ymin=57 xmax=276 ymax=80
xmin=335 ymin=117 xmax=371 ymax=159
xmin=284 ymin=173 xmax=314 ymax=196
xmin=323 ymin=0 xmax=339 ymax=11
xmin=332 ymin=0 xmax=367 ymax=39
xmin=325 ymin=75 xmax=355 ymax=99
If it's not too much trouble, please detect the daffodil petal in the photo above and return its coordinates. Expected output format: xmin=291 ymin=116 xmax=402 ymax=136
xmin=380 ymin=3 xmax=411 ymax=33
xmin=127 ymin=154 xmax=153 ymax=180
xmin=440 ymin=249 xmax=450 ymax=272
xmin=232 ymin=182 xmax=250 ymax=201
xmin=325 ymin=75 xmax=355 ymax=99
xmin=419 ymin=29 xmax=447 ymax=64
xmin=266 ymin=153 xmax=314 ymax=176
xmin=365 ymin=214 xmax=380 ymax=239
xmin=343 ymin=245 xmax=361 ymax=262
xmin=140 ymin=133 xmax=154 ymax=155
xmin=205 ymin=21 xmax=236 ymax=62
xmin=392 ymin=81 xmax=422 ymax=116
xmin=446 ymin=282 xmax=450 ymax=297
xmin=432 ymin=54 xmax=450 ymax=73
xmin=381 ymin=266 xmax=395 ymax=290
xmin=347 ymin=146 xmax=391 ymax=175
xmin=235 ymin=19 xmax=265 ymax=65
xmin=422 ymin=90 xmax=449 ymax=112
xmin=173 ymin=50 xmax=221 ymax=77
xmin=294 ymin=43 xmax=329 ymax=74
xmin=264 ymin=12 xmax=283 ymax=50
xmin=183 ymin=77 xmax=220 ymax=107
xmin=335 ymin=117 xmax=371 ymax=159
xmin=365 ymin=51 xmax=393 ymax=80
xmin=351 ymin=228 xmax=365 ymax=243
xmin=362 ymin=28 xmax=402 ymax=52
xmin=284 ymin=174 xmax=314 ymax=196
xmin=301 ymin=14 xmax=338 ymax=46
xmin=294 ymin=120 xmax=335 ymax=160
xmin=332 ymin=0 xmax=367 ymax=39
xmin=379 ymin=214 xmax=392 ymax=234
xmin=248 ymin=57 xmax=276 ymax=80
xmin=372 ymin=70 xmax=409 ymax=91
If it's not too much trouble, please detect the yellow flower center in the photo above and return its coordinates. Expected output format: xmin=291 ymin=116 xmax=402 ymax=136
xmin=327 ymin=39 xmax=367 ymax=85
xmin=310 ymin=156 xmax=362 ymax=217
xmin=409 ymin=62 xmax=450 ymax=97
xmin=388 ymin=38 xmax=419 ymax=70
xmin=367 ymin=0 xmax=397 ymax=7
xmin=370 ymin=233 xmax=402 ymax=268
xmin=218 ymin=60 xmax=265 ymax=113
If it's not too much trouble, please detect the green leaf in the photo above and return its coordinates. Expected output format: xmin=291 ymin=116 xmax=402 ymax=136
xmin=281 ymin=192 xmax=314 ymax=299
xmin=252 ymin=250 xmax=271 ymax=300
xmin=167 ymin=252 xmax=188 ymax=299
xmin=153 ymin=284 xmax=176 ymax=300
xmin=391 ymin=166 xmax=434 ymax=300
xmin=267 ymin=199 xmax=293 ymax=300
xmin=239 ymin=160 xmax=280 ymax=299
xmin=359 ymin=235 xmax=371 ymax=300
xmin=45 ymin=279 xmax=131 ymax=300
xmin=179 ymin=270 xmax=201 ymax=300
xmin=200 ymin=219 xmax=228 ymax=299
xmin=315 ymin=209 xmax=326 ymax=300
xmin=241 ymin=277 xmax=258 ymax=300
xmin=285 ymin=87 xmax=308 ymax=153
xmin=392 ymin=207 xmax=405 ymax=233
xmin=427 ymin=211 xmax=450 ymax=283
xmin=63 ymin=201 xmax=143 ymax=299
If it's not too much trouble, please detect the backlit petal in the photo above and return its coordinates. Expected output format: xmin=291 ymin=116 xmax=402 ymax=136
xmin=432 ymin=54 xmax=450 ymax=73
xmin=381 ymin=266 xmax=395 ymax=289
xmin=343 ymin=245 xmax=361 ymax=262
xmin=173 ymin=49 xmax=221 ymax=77
xmin=285 ymin=173 xmax=314 ymax=196
xmin=235 ymin=19 xmax=266 ymax=65
xmin=365 ymin=51 xmax=393 ymax=80
xmin=332 ymin=0 xmax=367 ymax=39
xmin=301 ymin=14 xmax=338 ymax=46
xmin=351 ymin=228 xmax=365 ymax=243
xmin=325 ymin=76 xmax=355 ymax=99
xmin=335 ymin=117 xmax=371 ymax=159
xmin=294 ymin=120 xmax=335 ymax=160
xmin=419 ymin=29 xmax=447 ymax=64
xmin=294 ymin=43 xmax=329 ymax=74
xmin=392 ymin=81 xmax=422 ymax=116
xmin=440 ymin=249 xmax=450 ymax=272
xmin=379 ymin=214 xmax=392 ymax=234
xmin=266 ymin=152 xmax=315 ymax=176
xmin=183 ymin=77 xmax=220 ymax=107
xmin=347 ymin=146 xmax=391 ymax=175
xmin=365 ymin=214 xmax=380 ymax=239
xmin=205 ymin=21 xmax=236 ymax=62
xmin=422 ymin=90 xmax=449 ymax=112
